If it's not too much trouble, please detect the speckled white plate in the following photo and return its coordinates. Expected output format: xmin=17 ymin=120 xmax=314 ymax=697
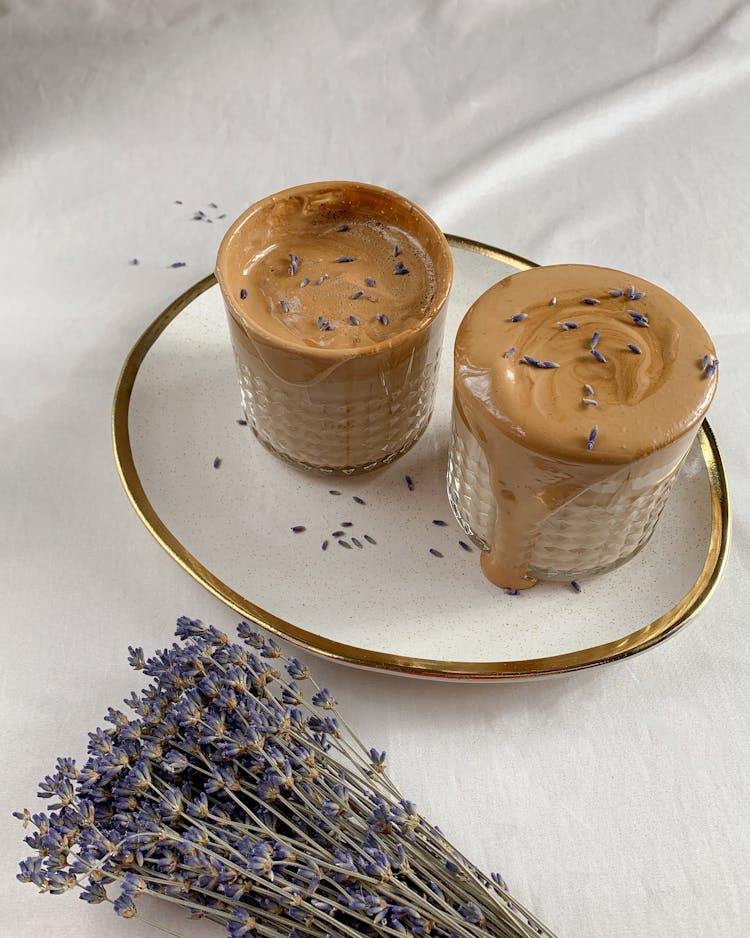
xmin=113 ymin=236 xmax=730 ymax=680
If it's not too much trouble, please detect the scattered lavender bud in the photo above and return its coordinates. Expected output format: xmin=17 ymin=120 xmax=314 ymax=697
xmin=509 ymin=313 xmax=527 ymax=322
xmin=335 ymin=256 xmax=356 ymax=263
xmin=169 ymin=261 xmax=186 ymax=268
xmin=393 ymin=243 xmax=400 ymax=257
xmin=705 ymin=359 xmax=718 ymax=378
xmin=701 ymin=354 xmax=710 ymax=369
xmin=351 ymin=291 xmax=364 ymax=300
xmin=351 ymin=538 xmax=364 ymax=549
xmin=582 ymin=398 xmax=598 ymax=406
xmin=458 ymin=540 xmax=473 ymax=552
xmin=338 ymin=540 xmax=352 ymax=549
xmin=366 ymin=277 xmax=376 ymax=287
xmin=317 ymin=316 xmax=333 ymax=331
xmin=129 ymin=258 xmax=139 ymax=266
xmin=291 ymin=525 xmax=307 ymax=533
xmin=331 ymin=530 xmax=345 ymax=538
xmin=329 ymin=490 xmax=341 ymax=495
xmin=353 ymin=496 xmax=366 ymax=505
xmin=393 ymin=261 xmax=409 ymax=275
xmin=563 ymin=321 xmax=579 ymax=330
xmin=364 ymin=534 xmax=377 ymax=544
xmin=627 ymin=343 xmax=642 ymax=354
xmin=582 ymin=298 xmax=600 ymax=305
xmin=192 ymin=212 xmax=205 ymax=220
xmin=236 ymin=418 xmax=247 ymax=425
xmin=315 ymin=275 xmax=328 ymax=285
xmin=503 ymin=347 xmax=517 ymax=358
xmin=432 ymin=519 xmax=448 ymax=527
xmin=632 ymin=291 xmax=646 ymax=300
xmin=405 ymin=475 xmax=414 ymax=491
xmin=584 ymin=383 xmax=595 ymax=396
xmin=571 ymin=580 xmax=582 ymax=593
xmin=429 ymin=548 xmax=444 ymax=558
xmin=240 ymin=288 xmax=247 ymax=299
xmin=217 ymin=213 xmax=226 ymax=219
xmin=209 ymin=202 xmax=218 ymax=209
xmin=348 ymin=315 xmax=360 ymax=326
xmin=540 ymin=361 xmax=560 ymax=369
xmin=300 ymin=278 xmax=310 ymax=288
xmin=627 ymin=285 xmax=636 ymax=299
xmin=174 ymin=199 xmax=183 ymax=204
xmin=376 ymin=313 xmax=389 ymax=325
xmin=321 ymin=540 xmax=329 ymax=551
xmin=341 ymin=522 xmax=354 ymax=528
xmin=504 ymin=588 xmax=521 ymax=596
xmin=279 ymin=299 xmax=290 ymax=313
xmin=586 ymin=425 xmax=599 ymax=451
xmin=590 ymin=331 xmax=600 ymax=349
xmin=335 ymin=224 xmax=350 ymax=232
xmin=608 ymin=289 xmax=624 ymax=297
xmin=213 ymin=457 xmax=222 ymax=469
xmin=591 ymin=348 xmax=607 ymax=363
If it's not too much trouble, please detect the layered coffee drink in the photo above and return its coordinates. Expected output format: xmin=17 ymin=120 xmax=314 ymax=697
xmin=448 ymin=264 xmax=718 ymax=590
xmin=216 ymin=182 xmax=453 ymax=473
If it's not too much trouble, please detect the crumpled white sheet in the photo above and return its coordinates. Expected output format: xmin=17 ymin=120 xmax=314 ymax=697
xmin=1 ymin=1 xmax=748 ymax=936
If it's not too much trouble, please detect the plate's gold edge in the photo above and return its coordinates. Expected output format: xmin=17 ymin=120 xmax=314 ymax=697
xmin=112 ymin=238 xmax=730 ymax=680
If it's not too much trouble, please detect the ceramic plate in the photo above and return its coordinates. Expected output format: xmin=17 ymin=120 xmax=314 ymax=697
xmin=113 ymin=236 xmax=730 ymax=680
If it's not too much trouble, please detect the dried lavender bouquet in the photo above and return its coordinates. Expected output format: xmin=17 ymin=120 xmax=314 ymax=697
xmin=15 ymin=618 xmax=557 ymax=938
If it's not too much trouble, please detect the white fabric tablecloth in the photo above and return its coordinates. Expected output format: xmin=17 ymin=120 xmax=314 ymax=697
xmin=2 ymin=2 xmax=749 ymax=935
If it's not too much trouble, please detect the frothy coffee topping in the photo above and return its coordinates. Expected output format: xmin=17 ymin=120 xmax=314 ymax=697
xmin=454 ymin=264 xmax=718 ymax=589
xmin=220 ymin=190 xmax=436 ymax=351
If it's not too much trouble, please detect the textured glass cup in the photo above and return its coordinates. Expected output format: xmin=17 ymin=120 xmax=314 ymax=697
xmin=215 ymin=182 xmax=453 ymax=474
xmin=448 ymin=406 xmax=696 ymax=581
xmin=447 ymin=264 xmax=718 ymax=587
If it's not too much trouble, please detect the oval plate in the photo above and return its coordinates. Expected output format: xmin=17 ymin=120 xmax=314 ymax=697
xmin=113 ymin=236 xmax=730 ymax=680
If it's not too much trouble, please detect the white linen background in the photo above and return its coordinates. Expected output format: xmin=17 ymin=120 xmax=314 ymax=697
xmin=2 ymin=1 xmax=749 ymax=935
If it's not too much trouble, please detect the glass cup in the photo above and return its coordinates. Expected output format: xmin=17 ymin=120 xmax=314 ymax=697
xmin=447 ymin=264 xmax=718 ymax=588
xmin=215 ymin=181 xmax=453 ymax=474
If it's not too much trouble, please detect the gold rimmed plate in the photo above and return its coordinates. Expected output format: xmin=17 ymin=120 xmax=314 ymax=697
xmin=113 ymin=236 xmax=730 ymax=680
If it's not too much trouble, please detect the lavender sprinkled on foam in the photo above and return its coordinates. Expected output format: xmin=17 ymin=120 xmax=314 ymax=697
xmin=300 ymin=277 xmax=310 ymax=288
xmin=315 ymin=275 xmax=328 ymax=285
xmin=586 ymin=425 xmax=599 ymax=451
xmin=240 ymin=288 xmax=247 ymax=299
xmin=288 ymin=252 xmax=300 ymax=276
xmin=279 ymin=299 xmax=290 ymax=313
xmin=582 ymin=398 xmax=598 ymax=406
xmin=503 ymin=347 xmax=517 ymax=358
xmin=628 ymin=310 xmax=649 ymax=327
xmin=351 ymin=290 xmax=364 ymax=299
xmin=627 ymin=285 xmax=646 ymax=300
xmin=394 ymin=260 xmax=409 ymax=275
xmin=521 ymin=355 xmax=559 ymax=369
xmin=505 ymin=588 xmax=521 ymax=596
xmin=335 ymin=256 xmax=356 ymax=263
xmin=582 ymin=298 xmax=600 ymax=305
xmin=608 ymin=289 xmax=624 ymax=297
xmin=366 ymin=277 xmax=376 ymax=287
xmin=393 ymin=243 xmax=400 ymax=257
xmin=317 ymin=315 xmax=333 ymax=331
xmin=584 ymin=383 xmax=595 ymax=396
xmin=704 ymin=355 xmax=719 ymax=378
xmin=349 ymin=315 xmax=360 ymax=326
xmin=405 ymin=474 xmax=414 ymax=491
xmin=571 ymin=580 xmax=582 ymax=593
xmin=591 ymin=348 xmax=607 ymax=363
xmin=590 ymin=331 xmax=601 ymax=350
xmin=560 ymin=321 xmax=579 ymax=330
xmin=627 ymin=343 xmax=642 ymax=354
xmin=335 ymin=223 xmax=350 ymax=231
xmin=376 ymin=313 xmax=389 ymax=325
xmin=509 ymin=313 xmax=528 ymax=322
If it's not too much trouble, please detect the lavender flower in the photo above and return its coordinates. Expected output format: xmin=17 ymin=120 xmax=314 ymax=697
xmin=16 ymin=621 xmax=557 ymax=938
